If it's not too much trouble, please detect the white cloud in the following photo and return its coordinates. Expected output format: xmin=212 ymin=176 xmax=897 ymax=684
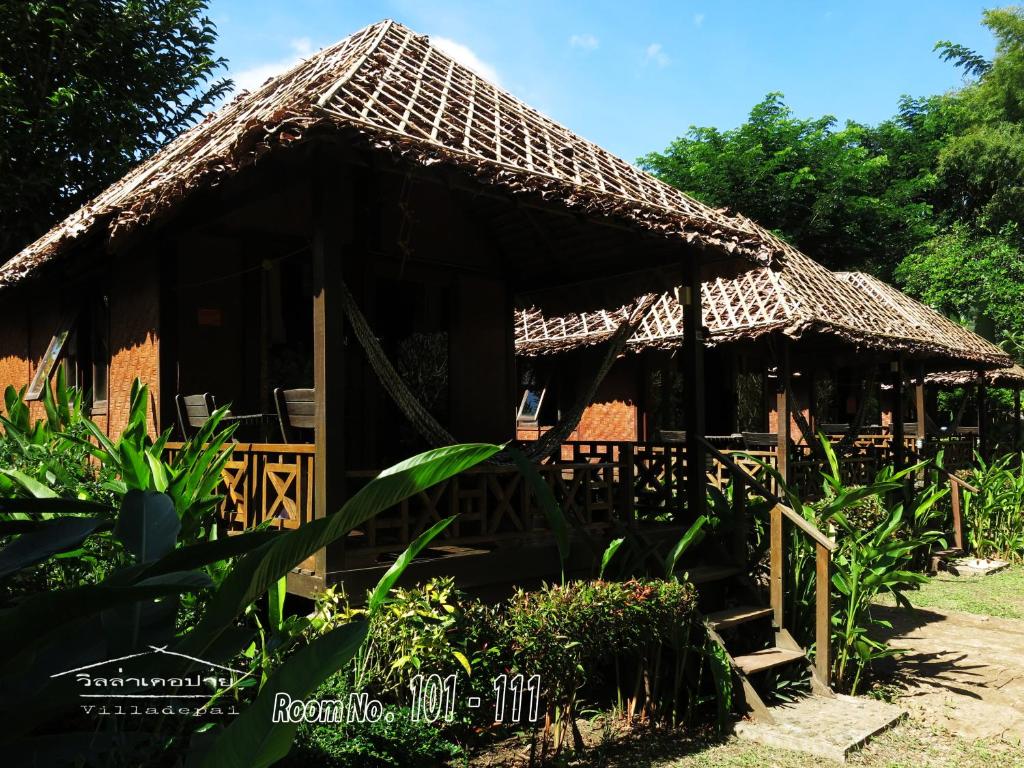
xmin=569 ymin=33 xmax=599 ymax=51
xmin=644 ymin=42 xmax=670 ymax=68
xmin=431 ymin=36 xmax=501 ymax=84
xmin=693 ymin=13 xmax=706 ymax=27
xmin=231 ymin=37 xmax=316 ymax=93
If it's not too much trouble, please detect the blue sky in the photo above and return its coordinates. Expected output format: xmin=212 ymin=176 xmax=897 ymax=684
xmin=207 ymin=1 xmax=998 ymax=162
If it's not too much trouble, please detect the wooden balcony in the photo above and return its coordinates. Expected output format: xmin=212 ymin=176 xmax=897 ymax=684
xmin=168 ymin=431 xmax=976 ymax=596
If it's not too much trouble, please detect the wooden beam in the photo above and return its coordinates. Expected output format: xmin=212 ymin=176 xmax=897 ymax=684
xmin=681 ymin=255 xmax=706 ymax=520
xmin=915 ymin=363 xmax=927 ymax=441
xmin=1015 ymin=386 xmax=1022 ymax=449
xmin=775 ymin=340 xmax=790 ymax=486
xmin=312 ymin=166 xmax=353 ymax=578
xmin=891 ymin=356 xmax=905 ymax=470
xmin=978 ymin=380 xmax=988 ymax=458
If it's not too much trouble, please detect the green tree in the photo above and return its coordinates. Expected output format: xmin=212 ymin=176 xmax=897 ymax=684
xmin=638 ymin=93 xmax=940 ymax=276
xmin=0 ymin=1 xmax=230 ymax=263
xmin=896 ymin=224 xmax=1024 ymax=350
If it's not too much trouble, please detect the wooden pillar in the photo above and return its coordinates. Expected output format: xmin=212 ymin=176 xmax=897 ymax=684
xmin=978 ymin=379 xmax=988 ymax=458
xmin=681 ymin=256 xmax=706 ymax=519
xmin=1015 ymin=386 xmax=1022 ymax=449
xmin=775 ymin=340 xmax=790 ymax=486
xmin=891 ymin=356 xmax=905 ymax=470
xmin=312 ymin=167 xmax=352 ymax=579
xmin=915 ymin=363 xmax=927 ymax=442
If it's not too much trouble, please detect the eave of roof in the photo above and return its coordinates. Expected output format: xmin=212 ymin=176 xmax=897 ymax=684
xmin=0 ymin=19 xmax=788 ymax=291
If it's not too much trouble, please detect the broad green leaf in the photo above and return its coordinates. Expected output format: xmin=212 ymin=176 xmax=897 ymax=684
xmin=194 ymin=621 xmax=369 ymax=768
xmin=177 ymin=443 xmax=499 ymax=659
xmin=0 ymin=517 xmax=112 ymax=579
xmin=0 ymin=469 xmax=57 ymax=499
xmin=666 ymin=515 xmax=708 ymax=580
xmin=367 ymin=516 xmax=456 ymax=613
xmin=114 ymin=490 xmax=180 ymax=563
xmin=599 ymin=537 xmax=625 ymax=579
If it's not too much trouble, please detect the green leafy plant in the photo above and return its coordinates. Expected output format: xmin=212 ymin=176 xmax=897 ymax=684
xmin=0 ymin=441 xmax=501 ymax=767
xmin=962 ymin=452 xmax=1024 ymax=559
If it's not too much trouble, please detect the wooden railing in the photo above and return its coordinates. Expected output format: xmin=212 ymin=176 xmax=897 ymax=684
xmin=696 ymin=436 xmax=836 ymax=685
xmin=938 ymin=468 xmax=980 ymax=552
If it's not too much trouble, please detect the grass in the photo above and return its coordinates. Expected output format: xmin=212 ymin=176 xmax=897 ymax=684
xmin=876 ymin=564 xmax=1024 ymax=619
xmin=467 ymin=714 xmax=1024 ymax=767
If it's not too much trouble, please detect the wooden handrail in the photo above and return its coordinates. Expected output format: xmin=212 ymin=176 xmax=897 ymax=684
xmin=696 ymin=433 xmax=834 ymax=685
xmin=695 ymin=435 xmax=836 ymax=552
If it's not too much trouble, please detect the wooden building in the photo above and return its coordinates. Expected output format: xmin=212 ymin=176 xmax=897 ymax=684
xmin=0 ymin=20 xmax=791 ymax=595
xmin=517 ymin=248 xmax=1011 ymax=487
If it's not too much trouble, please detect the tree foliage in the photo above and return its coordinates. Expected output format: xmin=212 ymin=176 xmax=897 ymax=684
xmin=638 ymin=93 xmax=941 ymax=276
xmin=639 ymin=6 xmax=1024 ymax=357
xmin=0 ymin=1 xmax=231 ymax=262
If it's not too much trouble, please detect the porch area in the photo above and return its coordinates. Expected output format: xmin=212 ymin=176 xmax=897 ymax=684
xmin=182 ymin=429 xmax=973 ymax=598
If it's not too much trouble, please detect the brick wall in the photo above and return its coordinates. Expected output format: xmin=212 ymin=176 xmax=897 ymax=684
xmin=575 ymin=360 xmax=639 ymax=442
xmin=0 ymin=251 xmax=161 ymax=438
xmin=0 ymin=291 xmax=31 ymax=400
xmin=107 ymin=253 xmax=161 ymax=437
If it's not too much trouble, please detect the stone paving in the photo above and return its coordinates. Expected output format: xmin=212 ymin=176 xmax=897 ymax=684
xmin=876 ymin=603 xmax=1024 ymax=742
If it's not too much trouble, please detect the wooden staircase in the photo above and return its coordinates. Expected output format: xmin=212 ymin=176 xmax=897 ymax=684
xmin=687 ymin=563 xmax=832 ymax=723
xmin=693 ymin=438 xmax=838 ymax=724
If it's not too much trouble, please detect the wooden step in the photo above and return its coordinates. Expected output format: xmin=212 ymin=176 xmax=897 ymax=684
xmin=683 ymin=565 xmax=741 ymax=584
xmin=733 ymin=647 xmax=805 ymax=675
xmin=705 ymin=605 xmax=773 ymax=630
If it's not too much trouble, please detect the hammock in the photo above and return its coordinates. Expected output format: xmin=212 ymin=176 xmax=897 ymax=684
xmin=337 ymin=277 xmax=657 ymax=463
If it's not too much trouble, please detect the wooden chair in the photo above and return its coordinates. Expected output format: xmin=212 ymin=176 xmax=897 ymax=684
xmin=176 ymin=393 xmax=216 ymax=439
xmin=656 ymin=429 xmax=686 ymax=443
xmin=820 ymin=423 xmax=850 ymax=435
xmin=274 ymin=388 xmax=316 ymax=443
xmin=741 ymin=432 xmax=778 ymax=450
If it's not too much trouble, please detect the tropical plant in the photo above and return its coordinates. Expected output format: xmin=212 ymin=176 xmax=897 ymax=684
xmin=747 ymin=436 xmax=946 ymax=693
xmin=962 ymin=452 xmax=1024 ymax=560
xmin=0 ymin=442 xmax=500 ymax=767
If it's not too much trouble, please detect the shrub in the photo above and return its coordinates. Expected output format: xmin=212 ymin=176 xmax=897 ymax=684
xmin=286 ymin=696 xmax=464 ymax=768
xmin=963 ymin=452 xmax=1024 ymax=560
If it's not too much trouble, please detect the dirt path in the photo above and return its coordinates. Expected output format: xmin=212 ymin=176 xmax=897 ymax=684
xmin=875 ymin=603 xmax=1024 ymax=742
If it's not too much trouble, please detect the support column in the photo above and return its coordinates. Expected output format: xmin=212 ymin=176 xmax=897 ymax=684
xmin=915 ymin=362 xmax=927 ymax=442
xmin=681 ymin=256 xmax=706 ymax=520
xmin=978 ymin=379 xmax=988 ymax=459
xmin=1015 ymin=386 xmax=1022 ymax=449
xmin=775 ymin=340 xmax=790 ymax=487
xmin=312 ymin=167 xmax=352 ymax=579
xmin=891 ymin=356 xmax=905 ymax=470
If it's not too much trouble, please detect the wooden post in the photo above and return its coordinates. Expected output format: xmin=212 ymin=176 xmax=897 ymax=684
xmin=915 ymin=363 xmax=927 ymax=442
xmin=770 ymin=503 xmax=783 ymax=628
xmin=732 ymin=473 xmax=748 ymax=565
xmin=621 ymin=441 xmax=636 ymax=525
xmin=681 ymin=256 xmax=706 ymax=519
xmin=891 ymin=356 xmax=905 ymax=470
xmin=978 ymin=380 xmax=989 ymax=459
xmin=1015 ymin=386 xmax=1022 ymax=449
xmin=311 ymin=168 xmax=352 ymax=581
xmin=815 ymin=542 xmax=831 ymax=683
xmin=951 ymin=477 xmax=964 ymax=551
xmin=775 ymin=341 xmax=790 ymax=486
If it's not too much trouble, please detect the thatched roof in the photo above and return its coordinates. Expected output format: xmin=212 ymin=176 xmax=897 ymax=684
xmin=516 ymin=255 xmax=1011 ymax=367
xmin=926 ymin=364 xmax=1024 ymax=388
xmin=0 ymin=19 xmax=795 ymax=291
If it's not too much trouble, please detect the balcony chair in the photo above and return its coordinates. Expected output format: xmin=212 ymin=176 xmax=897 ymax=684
xmin=175 ymin=392 xmax=216 ymax=440
xmin=274 ymin=387 xmax=316 ymax=443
